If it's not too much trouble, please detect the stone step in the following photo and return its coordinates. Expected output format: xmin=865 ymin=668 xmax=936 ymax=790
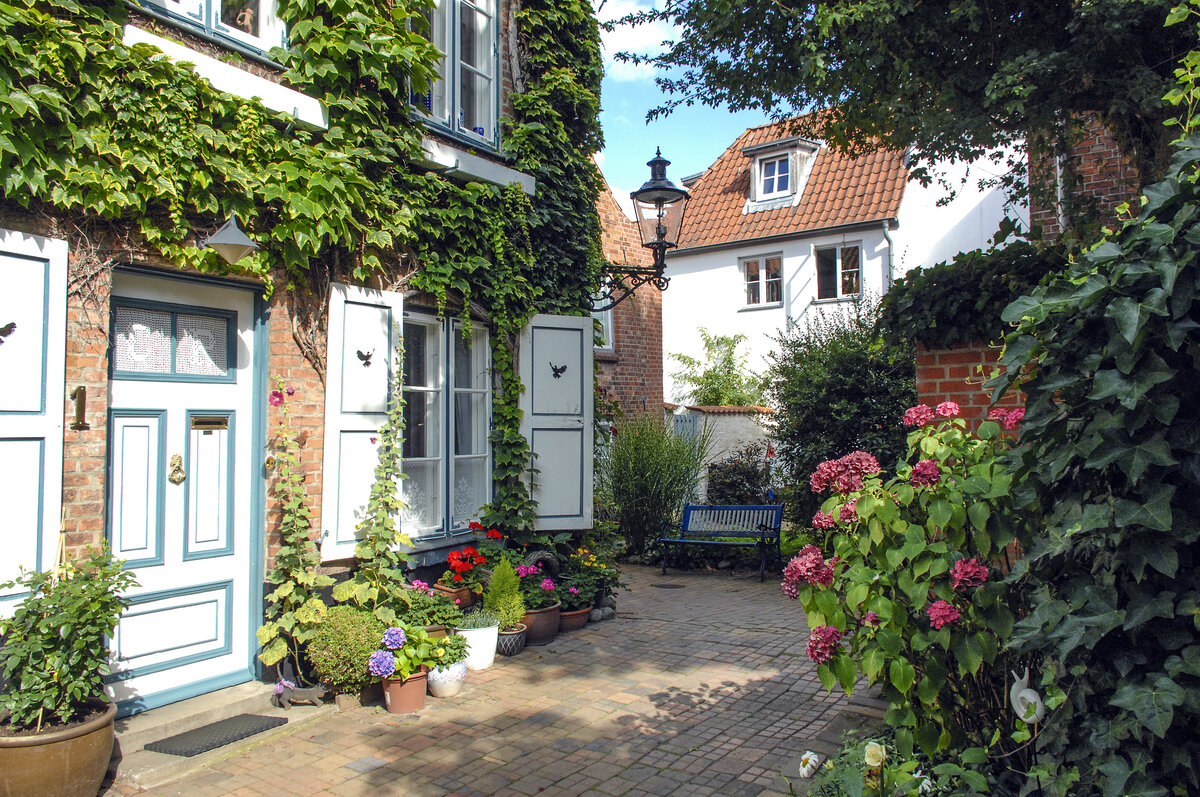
xmin=108 ymin=681 xmax=336 ymax=790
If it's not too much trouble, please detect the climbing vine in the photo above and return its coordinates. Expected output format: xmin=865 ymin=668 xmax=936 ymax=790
xmin=1 ymin=0 xmax=606 ymax=532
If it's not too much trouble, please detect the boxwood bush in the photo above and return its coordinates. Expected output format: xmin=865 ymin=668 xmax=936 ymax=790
xmin=306 ymin=605 xmax=386 ymax=694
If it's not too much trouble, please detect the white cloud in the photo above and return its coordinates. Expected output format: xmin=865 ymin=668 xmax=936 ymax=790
xmin=594 ymin=0 xmax=675 ymax=84
xmin=611 ymin=185 xmax=637 ymax=220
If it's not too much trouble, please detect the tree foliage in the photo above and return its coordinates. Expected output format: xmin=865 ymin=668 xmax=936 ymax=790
xmin=669 ymin=327 xmax=766 ymax=406
xmin=994 ymin=134 xmax=1200 ymax=796
xmin=617 ymin=0 xmax=1191 ymax=183
xmin=766 ymin=302 xmax=915 ymax=525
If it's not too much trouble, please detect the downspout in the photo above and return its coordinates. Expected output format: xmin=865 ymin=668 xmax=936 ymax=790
xmin=881 ymin=220 xmax=895 ymax=290
xmin=1054 ymin=154 xmax=1069 ymax=233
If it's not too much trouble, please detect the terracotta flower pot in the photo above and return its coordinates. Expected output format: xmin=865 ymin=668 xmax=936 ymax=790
xmin=432 ymin=583 xmax=474 ymax=608
xmin=0 ymin=700 xmax=116 ymax=797
xmin=382 ymin=672 xmax=428 ymax=714
xmin=558 ymin=606 xmax=591 ymax=631
xmin=521 ymin=602 xmax=561 ymax=646
xmin=425 ymin=624 xmax=450 ymax=640
xmin=497 ymin=623 xmax=527 ymax=656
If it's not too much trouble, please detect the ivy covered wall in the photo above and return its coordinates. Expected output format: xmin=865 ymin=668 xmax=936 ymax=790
xmin=0 ymin=0 xmax=607 ymax=552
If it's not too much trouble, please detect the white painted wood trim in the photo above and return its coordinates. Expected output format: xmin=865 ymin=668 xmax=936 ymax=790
xmin=419 ymin=138 xmax=537 ymax=195
xmin=122 ymin=25 xmax=329 ymax=130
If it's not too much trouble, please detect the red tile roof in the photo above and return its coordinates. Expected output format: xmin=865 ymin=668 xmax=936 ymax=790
xmin=674 ymin=119 xmax=908 ymax=251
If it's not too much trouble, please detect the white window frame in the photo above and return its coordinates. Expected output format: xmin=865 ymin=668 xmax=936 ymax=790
xmin=815 ymin=243 xmax=862 ymax=301
xmin=741 ymin=253 xmax=783 ymax=307
xmin=401 ymin=311 xmax=492 ymax=541
xmin=592 ymin=307 xmax=614 ymax=352
xmin=142 ymin=0 xmax=286 ymax=53
xmin=757 ymin=154 xmax=792 ymax=200
xmin=412 ymin=0 xmax=499 ymax=147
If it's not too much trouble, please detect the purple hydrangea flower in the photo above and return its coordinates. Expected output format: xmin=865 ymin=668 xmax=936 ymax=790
xmin=382 ymin=627 xmax=407 ymax=650
xmin=368 ymin=650 xmax=396 ymax=678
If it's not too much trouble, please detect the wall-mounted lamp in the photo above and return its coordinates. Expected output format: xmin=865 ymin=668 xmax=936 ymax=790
xmin=593 ymin=148 xmax=690 ymax=311
xmin=201 ymin=214 xmax=259 ymax=265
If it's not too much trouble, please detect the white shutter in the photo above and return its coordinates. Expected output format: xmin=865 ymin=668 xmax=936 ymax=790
xmin=518 ymin=314 xmax=593 ymax=530
xmin=0 ymin=229 xmax=67 ymax=609
xmin=320 ymin=283 xmax=403 ymax=560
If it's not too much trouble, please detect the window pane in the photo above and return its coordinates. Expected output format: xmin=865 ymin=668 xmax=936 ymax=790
xmin=765 ymin=257 xmax=782 ymax=304
xmin=113 ymin=306 xmax=172 ymax=374
xmin=402 ymin=391 xmax=440 ymax=459
xmin=841 ymin=246 xmax=860 ymax=296
xmin=816 ymin=248 xmax=837 ymax=300
xmin=401 ymin=460 xmax=442 ymax=535
xmin=744 ymin=259 xmax=760 ymax=304
xmin=452 ymin=456 xmax=489 ymax=527
xmin=413 ymin=4 xmax=449 ymax=120
xmin=592 ymin=308 xmax=614 ymax=350
xmin=777 ymin=158 xmax=790 ymax=193
xmin=454 ymin=393 xmax=487 ymax=455
xmin=403 ymin=321 xmax=441 ymax=388
xmin=460 ymin=69 xmax=492 ymax=136
xmin=220 ymin=0 xmax=260 ymax=35
xmin=176 ymin=313 xmax=229 ymax=376
xmin=459 ymin=0 xmax=493 ymax=136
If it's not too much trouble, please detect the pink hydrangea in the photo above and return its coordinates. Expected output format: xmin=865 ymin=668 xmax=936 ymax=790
xmin=806 ymin=625 xmax=843 ymax=664
xmin=810 ymin=451 xmax=881 ymax=495
xmin=782 ymin=545 xmax=836 ymax=598
xmin=903 ymin=405 xmax=935 ymax=426
xmin=861 ymin=611 xmax=879 ymax=626
xmin=839 ymin=498 xmax=858 ymax=523
xmin=950 ymin=558 xmax=989 ymax=591
xmin=935 ymin=401 xmax=960 ymax=418
xmin=1003 ymin=408 xmax=1025 ymax=430
xmin=812 ymin=510 xmax=835 ymax=530
xmin=910 ymin=460 xmax=941 ymax=488
xmin=927 ymin=600 xmax=960 ymax=629
xmin=987 ymin=408 xmax=1007 ymax=422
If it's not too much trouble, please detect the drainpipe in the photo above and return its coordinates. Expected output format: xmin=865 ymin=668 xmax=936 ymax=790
xmin=1054 ymin=154 xmax=1069 ymax=233
xmin=881 ymin=220 xmax=895 ymax=290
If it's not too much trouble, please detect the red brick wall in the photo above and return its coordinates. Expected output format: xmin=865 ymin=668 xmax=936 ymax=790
xmin=596 ymin=181 xmax=663 ymax=417
xmin=1029 ymin=114 xmax=1141 ymax=240
xmin=916 ymin=341 xmax=1024 ymax=425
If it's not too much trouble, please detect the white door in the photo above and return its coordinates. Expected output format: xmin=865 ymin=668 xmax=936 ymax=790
xmin=518 ymin=314 xmax=593 ymax=530
xmin=0 ymin=230 xmax=67 ymax=613
xmin=105 ymin=272 xmax=258 ymax=712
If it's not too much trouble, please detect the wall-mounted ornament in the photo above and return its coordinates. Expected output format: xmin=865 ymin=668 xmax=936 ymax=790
xmin=550 ymin=362 xmax=568 ymax=379
xmin=168 ymin=454 xmax=187 ymax=485
xmin=356 ymin=349 xmax=374 ymax=368
xmin=0 ymin=321 xmax=15 ymax=345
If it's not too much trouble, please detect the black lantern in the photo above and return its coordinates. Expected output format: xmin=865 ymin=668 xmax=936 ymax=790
xmin=593 ymin=148 xmax=690 ymax=311
xmin=201 ymin=214 xmax=260 ymax=265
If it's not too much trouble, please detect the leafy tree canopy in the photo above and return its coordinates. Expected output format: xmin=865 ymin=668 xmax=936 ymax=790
xmin=669 ymin=328 xmax=766 ymax=406
xmin=617 ymin=0 xmax=1191 ymax=183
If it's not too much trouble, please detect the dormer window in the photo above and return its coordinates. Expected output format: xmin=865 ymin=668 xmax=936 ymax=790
xmin=412 ymin=0 xmax=498 ymax=146
xmin=759 ymin=155 xmax=790 ymax=199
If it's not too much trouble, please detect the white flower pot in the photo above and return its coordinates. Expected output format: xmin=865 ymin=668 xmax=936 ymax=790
xmin=427 ymin=662 xmax=468 ymax=698
xmin=455 ymin=624 xmax=499 ymax=670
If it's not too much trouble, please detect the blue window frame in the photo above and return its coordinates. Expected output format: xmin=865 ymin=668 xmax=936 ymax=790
xmin=411 ymin=0 xmax=499 ymax=147
xmin=110 ymin=297 xmax=238 ymax=384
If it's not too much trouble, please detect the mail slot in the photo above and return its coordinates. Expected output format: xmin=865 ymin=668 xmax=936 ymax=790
xmin=190 ymin=415 xmax=229 ymax=431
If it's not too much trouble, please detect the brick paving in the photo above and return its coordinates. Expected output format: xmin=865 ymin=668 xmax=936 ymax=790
xmin=111 ymin=565 xmax=883 ymax=797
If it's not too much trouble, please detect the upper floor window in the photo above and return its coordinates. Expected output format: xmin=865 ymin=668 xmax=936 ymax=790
xmin=816 ymin=245 xmax=861 ymax=300
xmin=758 ymin=155 xmax=790 ymax=199
xmin=412 ymin=0 xmax=498 ymax=146
xmin=592 ymin=307 xmax=614 ymax=352
xmin=743 ymin=255 xmax=782 ymax=306
xmin=145 ymin=0 xmax=285 ymax=52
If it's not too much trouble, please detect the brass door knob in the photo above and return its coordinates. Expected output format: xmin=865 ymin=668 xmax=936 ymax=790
xmin=168 ymin=454 xmax=186 ymax=485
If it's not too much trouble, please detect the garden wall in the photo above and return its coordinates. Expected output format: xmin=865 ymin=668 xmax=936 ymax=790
xmin=915 ymin=341 xmax=1024 ymax=425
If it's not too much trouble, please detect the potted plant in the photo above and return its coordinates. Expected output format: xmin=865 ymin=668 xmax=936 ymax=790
xmin=516 ymin=560 xmax=561 ymax=646
xmin=0 ymin=547 xmax=137 ymax=797
xmin=367 ymin=625 xmax=438 ymax=713
xmin=398 ymin=581 xmax=465 ymax=637
xmin=306 ymin=605 xmax=386 ymax=709
xmin=483 ymin=558 xmax=528 ymax=656
xmin=453 ymin=609 xmax=500 ymax=670
xmin=556 ymin=572 xmax=599 ymax=632
xmin=425 ymin=634 xmax=469 ymax=698
xmin=434 ymin=545 xmax=489 ymax=607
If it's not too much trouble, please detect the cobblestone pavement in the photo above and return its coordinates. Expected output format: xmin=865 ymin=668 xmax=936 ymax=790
xmin=113 ymin=565 xmax=882 ymax=797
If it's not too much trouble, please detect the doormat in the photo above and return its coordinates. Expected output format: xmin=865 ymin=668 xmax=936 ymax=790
xmin=144 ymin=714 xmax=288 ymax=757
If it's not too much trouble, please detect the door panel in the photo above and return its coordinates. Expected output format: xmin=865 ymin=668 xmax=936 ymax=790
xmin=0 ymin=231 xmax=66 ymax=611
xmin=106 ymin=272 xmax=256 ymax=713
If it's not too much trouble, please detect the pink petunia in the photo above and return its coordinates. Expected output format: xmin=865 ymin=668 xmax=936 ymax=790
xmin=927 ymin=600 xmax=960 ymax=629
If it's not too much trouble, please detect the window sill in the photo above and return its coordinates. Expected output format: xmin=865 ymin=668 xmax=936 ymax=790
xmin=122 ymin=25 xmax=328 ymax=130
xmin=594 ymin=348 xmax=618 ymax=362
xmin=812 ymin=296 xmax=860 ymax=305
xmin=417 ymin=137 xmax=537 ymax=196
xmin=738 ymin=302 xmax=783 ymax=313
xmin=744 ymin=196 xmax=795 ymax=214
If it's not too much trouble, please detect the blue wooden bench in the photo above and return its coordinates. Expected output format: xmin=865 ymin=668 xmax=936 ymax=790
xmin=658 ymin=504 xmax=784 ymax=581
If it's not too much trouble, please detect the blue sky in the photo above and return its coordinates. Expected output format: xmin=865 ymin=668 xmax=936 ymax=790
xmin=593 ymin=0 xmax=771 ymax=217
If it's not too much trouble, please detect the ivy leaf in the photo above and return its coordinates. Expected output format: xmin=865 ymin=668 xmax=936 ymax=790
xmin=1109 ymin=677 xmax=1185 ymax=739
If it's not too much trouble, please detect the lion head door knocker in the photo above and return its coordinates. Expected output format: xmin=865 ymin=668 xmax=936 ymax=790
xmin=356 ymin=348 xmax=374 ymax=367
xmin=550 ymin=362 xmax=568 ymax=379
xmin=168 ymin=454 xmax=187 ymax=485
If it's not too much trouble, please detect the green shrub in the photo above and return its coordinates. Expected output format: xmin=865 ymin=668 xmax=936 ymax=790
xmin=396 ymin=588 xmax=464 ymax=629
xmin=482 ymin=558 xmax=526 ymax=630
xmin=306 ymin=605 xmax=386 ymax=694
xmin=596 ymin=414 xmax=713 ymax=555
xmin=706 ymin=441 xmax=775 ymax=504
xmin=766 ymin=299 xmax=915 ymax=527
xmin=669 ymin=327 xmax=767 ymax=405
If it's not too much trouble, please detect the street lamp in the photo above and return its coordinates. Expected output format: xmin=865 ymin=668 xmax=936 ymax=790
xmin=594 ymin=148 xmax=690 ymax=311
xmin=201 ymin=214 xmax=260 ymax=265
